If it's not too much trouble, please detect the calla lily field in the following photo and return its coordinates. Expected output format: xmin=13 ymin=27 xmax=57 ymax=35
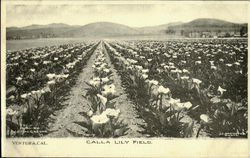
xmin=6 ymin=39 xmax=247 ymax=138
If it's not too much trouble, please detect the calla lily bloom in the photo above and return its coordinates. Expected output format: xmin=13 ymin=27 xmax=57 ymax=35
xmin=91 ymin=114 xmax=110 ymax=124
xmin=102 ymin=84 xmax=116 ymax=96
xmin=211 ymin=66 xmax=217 ymax=70
xmin=168 ymin=98 xmax=181 ymax=105
xmin=195 ymin=61 xmax=202 ymax=64
xmin=157 ymin=86 xmax=170 ymax=95
xmin=97 ymin=94 xmax=107 ymax=106
xmin=87 ymin=110 xmax=93 ymax=117
xmin=48 ymin=80 xmax=56 ymax=85
xmin=192 ymin=78 xmax=202 ymax=85
xmin=142 ymin=74 xmax=148 ymax=79
xmin=218 ymin=86 xmax=226 ymax=95
xmin=181 ymin=76 xmax=189 ymax=80
xmin=47 ymin=73 xmax=56 ymax=80
xmin=148 ymin=80 xmax=159 ymax=86
xmin=16 ymin=77 xmax=22 ymax=81
xmin=6 ymin=108 xmax=18 ymax=116
xmin=200 ymin=114 xmax=210 ymax=123
xmin=103 ymin=108 xmax=120 ymax=118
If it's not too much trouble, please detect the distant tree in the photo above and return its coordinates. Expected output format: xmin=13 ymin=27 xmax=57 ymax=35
xmin=240 ymin=27 xmax=246 ymax=37
xmin=165 ymin=29 xmax=175 ymax=35
xmin=225 ymin=32 xmax=230 ymax=37
xmin=181 ymin=30 xmax=184 ymax=36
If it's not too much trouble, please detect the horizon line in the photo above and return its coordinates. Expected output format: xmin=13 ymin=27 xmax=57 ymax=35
xmin=7 ymin=18 xmax=248 ymax=28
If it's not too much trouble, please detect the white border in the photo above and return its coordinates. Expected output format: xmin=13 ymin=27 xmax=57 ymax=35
xmin=1 ymin=1 xmax=249 ymax=157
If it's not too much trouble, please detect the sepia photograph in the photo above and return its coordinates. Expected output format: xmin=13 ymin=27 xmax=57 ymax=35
xmin=1 ymin=0 xmax=249 ymax=157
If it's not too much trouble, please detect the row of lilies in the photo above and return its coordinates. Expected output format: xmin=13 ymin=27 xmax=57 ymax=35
xmin=81 ymin=43 xmax=128 ymax=137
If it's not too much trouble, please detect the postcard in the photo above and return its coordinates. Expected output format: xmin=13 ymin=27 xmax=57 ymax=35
xmin=1 ymin=0 xmax=249 ymax=157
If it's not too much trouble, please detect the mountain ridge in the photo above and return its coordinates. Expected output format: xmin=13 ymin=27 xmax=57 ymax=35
xmin=7 ymin=19 xmax=246 ymax=30
xmin=6 ymin=18 xmax=248 ymax=39
xmin=167 ymin=18 xmax=248 ymax=33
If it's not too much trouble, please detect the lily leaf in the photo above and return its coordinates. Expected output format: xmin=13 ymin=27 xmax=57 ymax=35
xmin=7 ymin=120 xmax=20 ymax=131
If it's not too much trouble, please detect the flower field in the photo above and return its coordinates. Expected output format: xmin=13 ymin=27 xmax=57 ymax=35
xmin=6 ymin=39 xmax=248 ymax=138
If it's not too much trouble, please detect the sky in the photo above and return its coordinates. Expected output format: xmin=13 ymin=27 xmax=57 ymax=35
xmin=6 ymin=3 xmax=249 ymax=27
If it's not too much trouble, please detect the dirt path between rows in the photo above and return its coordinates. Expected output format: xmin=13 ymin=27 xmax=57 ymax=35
xmin=101 ymin=43 xmax=146 ymax=137
xmin=46 ymin=43 xmax=145 ymax=137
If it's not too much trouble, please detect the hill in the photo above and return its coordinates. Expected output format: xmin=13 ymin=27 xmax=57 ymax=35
xmin=62 ymin=22 xmax=141 ymax=37
xmin=136 ymin=22 xmax=183 ymax=34
xmin=6 ymin=22 xmax=142 ymax=39
xmin=166 ymin=18 xmax=247 ymax=37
